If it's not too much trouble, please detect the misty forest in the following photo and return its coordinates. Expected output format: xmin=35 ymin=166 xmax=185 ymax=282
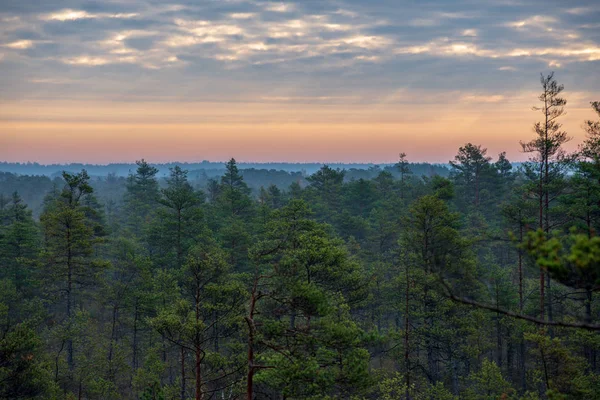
xmin=1 ymin=74 xmax=600 ymax=400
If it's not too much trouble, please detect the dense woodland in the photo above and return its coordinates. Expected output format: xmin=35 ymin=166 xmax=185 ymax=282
xmin=0 ymin=163 xmax=450 ymax=219
xmin=1 ymin=74 xmax=600 ymax=399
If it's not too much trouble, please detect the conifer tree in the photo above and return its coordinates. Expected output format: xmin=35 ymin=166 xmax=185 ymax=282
xmin=40 ymin=170 xmax=106 ymax=389
xmin=149 ymin=166 xmax=203 ymax=269
xmin=396 ymin=152 xmax=413 ymax=199
xmin=0 ymin=192 xmax=39 ymax=292
xmin=124 ymin=159 xmax=160 ymax=236
xmin=520 ymin=72 xmax=570 ymax=322
xmin=449 ymin=143 xmax=491 ymax=209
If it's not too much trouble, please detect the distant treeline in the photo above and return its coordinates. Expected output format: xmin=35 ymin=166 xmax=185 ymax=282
xmin=0 ymin=163 xmax=450 ymax=216
xmin=0 ymin=161 xmax=450 ymax=177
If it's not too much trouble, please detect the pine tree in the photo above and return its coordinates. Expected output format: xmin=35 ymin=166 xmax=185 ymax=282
xmin=40 ymin=170 xmax=107 ymax=389
xmin=220 ymin=158 xmax=252 ymax=217
xmin=0 ymin=192 xmax=39 ymax=292
xmin=124 ymin=159 xmax=160 ymax=236
xmin=581 ymin=101 xmax=600 ymax=163
xmin=520 ymin=72 xmax=571 ymax=322
xmin=449 ymin=143 xmax=492 ymax=209
xmin=151 ymin=240 xmax=246 ymax=400
xmin=149 ymin=166 xmax=203 ymax=269
xmin=396 ymin=152 xmax=413 ymax=199
xmin=216 ymin=159 xmax=253 ymax=269
xmin=247 ymin=200 xmax=371 ymax=398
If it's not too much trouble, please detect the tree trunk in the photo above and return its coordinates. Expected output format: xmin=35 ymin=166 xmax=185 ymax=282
xmin=67 ymin=228 xmax=74 ymax=373
xmin=181 ymin=346 xmax=186 ymax=400
xmin=585 ymin=288 xmax=596 ymax=371
xmin=108 ymin=304 xmax=118 ymax=379
xmin=451 ymin=357 xmax=459 ymax=396
xmin=195 ymin=277 xmax=203 ymax=400
xmin=519 ymin=221 xmax=524 ymax=312
xmin=547 ymin=271 xmax=553 ymax=337
xmin=177 ymin=208 xmax=182 ymax=268
xmin=195 ymin=346 xmax=202 ymax=400
xmin=496 ymin=284 xmax=502 ymax=368
xmin=518 ymin=219 xmax=527 ymax=392
xmin=246 ymin=272 xmax=259 ymax=400
xmin=539 ymin=164 xmax=545 ymax=321
xmin=246 ymin=294 xmax=256 ymax=400
xmin=404 ymin=262 xmax=411 ymax=400
xmin=132 ymin=300 xmax=139 ymax=371
xmin=475 ymin=169 xmax=480 ymax=207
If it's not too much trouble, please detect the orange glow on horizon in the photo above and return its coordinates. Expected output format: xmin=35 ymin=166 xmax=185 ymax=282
xmin=1 ymin=99 xmax=595 ymax=164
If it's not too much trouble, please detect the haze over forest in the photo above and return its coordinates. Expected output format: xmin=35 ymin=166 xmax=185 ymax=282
xmin=1 ymin=1 xmax=600 ymax=400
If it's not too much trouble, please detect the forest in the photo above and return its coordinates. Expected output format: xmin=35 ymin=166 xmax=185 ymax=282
xmin=1 ymin=74 xmax=600 ymax=399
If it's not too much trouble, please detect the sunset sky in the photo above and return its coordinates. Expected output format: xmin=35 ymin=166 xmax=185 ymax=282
xmin=1 ymin=0 xmax=599 ymax=164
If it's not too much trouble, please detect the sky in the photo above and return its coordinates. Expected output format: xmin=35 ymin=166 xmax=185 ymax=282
xmin=1 ymin=0 xmax=599 ymax=164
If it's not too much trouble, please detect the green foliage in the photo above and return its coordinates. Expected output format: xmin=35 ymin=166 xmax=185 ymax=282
xmin=525 ymin=230 xmax=600 ymax=291
xmin=463 ymin=359 xmax=515 ymax=399
xmin=0 ymin=322 xmax=53 ymax=399
xmin=123 ymin=159 xmax=160 ymax=236
xmin=148 ymin=166 xmax=204 ymax=269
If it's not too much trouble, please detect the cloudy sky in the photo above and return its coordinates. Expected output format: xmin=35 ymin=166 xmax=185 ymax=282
xmin=1 ymin=0 xmax=599 ymax=163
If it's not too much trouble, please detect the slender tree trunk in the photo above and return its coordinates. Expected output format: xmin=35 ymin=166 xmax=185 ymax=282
xmin=539 ymin=165 xmax=545 ymax=321
xmin=451 ymin=356 xmax=459 ymax=396
xmin=213 ymin=310 xmax=219 ymax=353
xmin=547 ymin=271 xmax=553 ymax=337
xmin=181 ymin=346 xmax=186 ymax=400
xmin=507 ymin=330 xmax=513 ymax=381
xmin=177 ymin=208 xmax=182 ymax=268
xmin=585 ymin=288 xmax=596 ymax=370
xmin=519 ymin=222 xmax=524 ymax=312
xmin=246 ymin=320 xmax=255 ymax=399
xmin=475 ymin=170 xmax=480 ymax=207
xmin=400 ymin=172 xmax=404 ymax=200
xmin=195 ymin=346 xmax=202 ymax=400
xmin=520 ymin=339 xmax=526 ymax=393
xmin=518 ymin=220 xmax=526 ymax=392
xmin=404 ymin=261 xmax=411 ymax=400
xmin=246 ymin=274 xmax=259 ymax=400
xmin=543 ymin=93 xmax=555 ymax=335
xmin=195 ymin=278 xmax=203 ymax=400
xmin=66 ymin=227 xmax=74 ymax=373
xmin=108 ymin=304 xmax=118 ymax=378
xmin=132 ymin=300 xmax=139 ymax=371
xmin=496 ymin=286 xmax=502 ymax=368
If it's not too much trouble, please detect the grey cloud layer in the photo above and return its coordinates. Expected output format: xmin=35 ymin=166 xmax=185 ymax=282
xmin=1 ymin=0 xmax=599 ymax=101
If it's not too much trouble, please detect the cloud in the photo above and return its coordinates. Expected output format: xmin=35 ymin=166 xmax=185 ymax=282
xmin=461 ymin=29 xmax=477 ymax=37
xmin=62 ymin=56 xmax=112 ymax=66
xmin=262 ymin=3 xmax=295 ymax=13
xmin=507 ymin=15 xmax=556 ymax=29
xmin=41 ymin=9 xmax=139 ymax=21
xmin=506 ymin=45 xmax=600 ymax=61
xmin=0 ymin=0 xmax=598 ymax=106
xmin=230 ymin=13 xmax=256 ymax=19
xmin=4 ymin=39 xmax=34 ymax=49
xmin=462 ymin=94 xmax=505 ymax=103
xmin=29 ymin=78 xmax=78 ymax=84
xmin=394 ymin=39 xmax=497 ymax=58
xmin=141 ymin=9 xmax=391 ymax=66
xmin=565 ymin=7 xmax=599 ymax=15
xmin=41 ymin=9 xmax=95 ymax=21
